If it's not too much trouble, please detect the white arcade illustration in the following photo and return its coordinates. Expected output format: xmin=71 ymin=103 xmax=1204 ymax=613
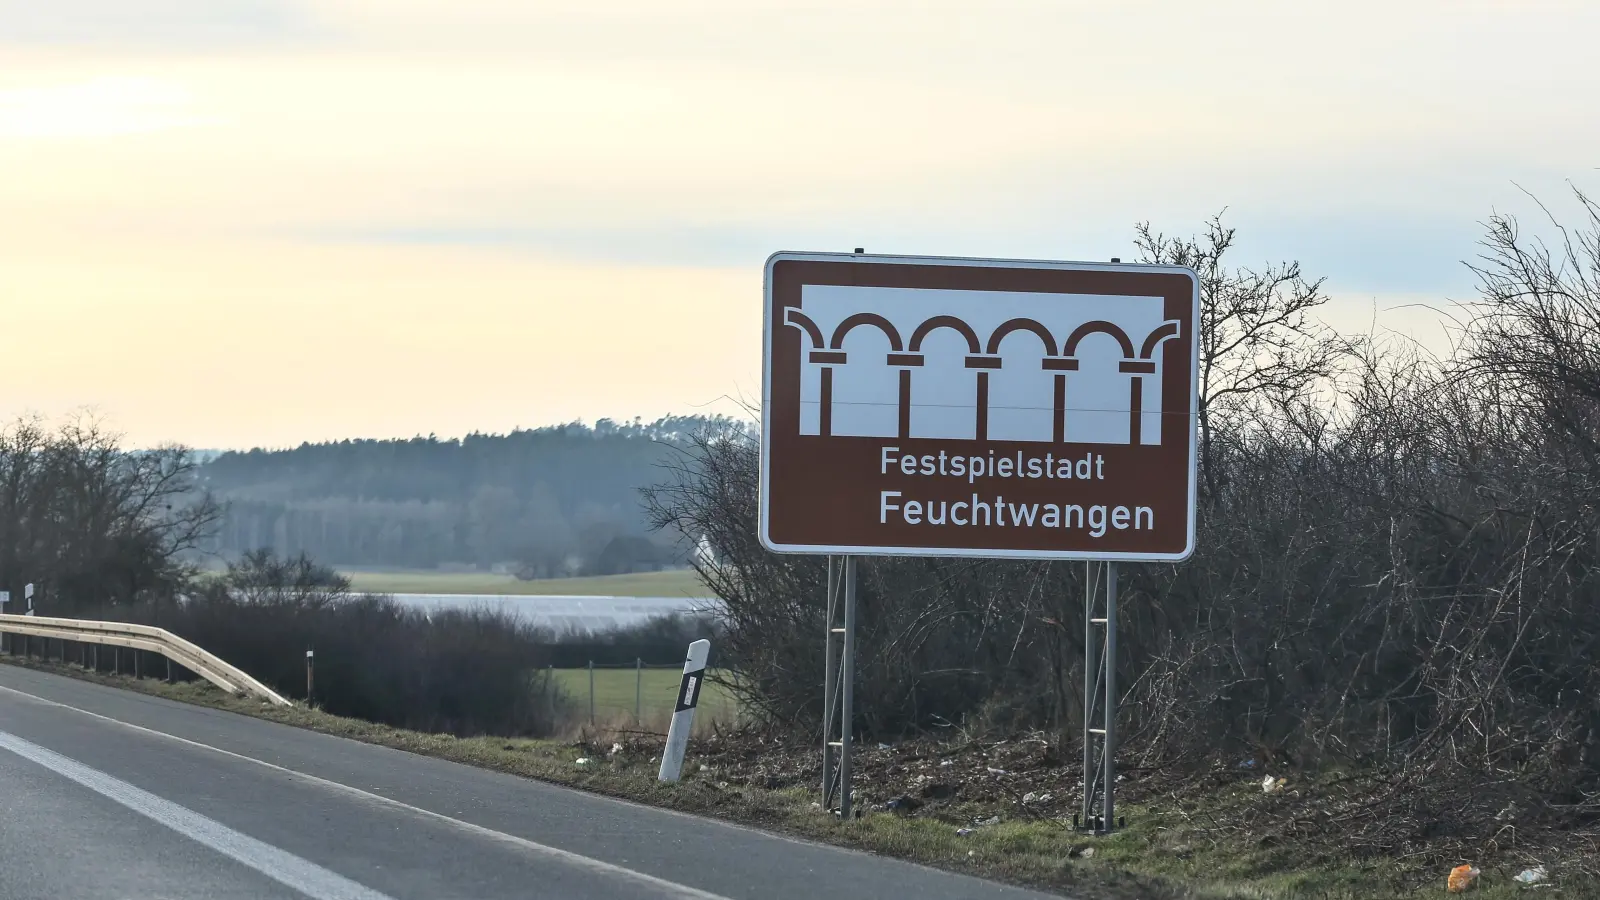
xmin=783 ymin=285 xmax=1183 ymax=445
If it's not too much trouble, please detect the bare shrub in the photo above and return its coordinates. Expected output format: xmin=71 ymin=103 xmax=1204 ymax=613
xmin=0 ymin=413 xmax=220 ymax=613
xmin=87 ymin=551 xmax=571 ymax=738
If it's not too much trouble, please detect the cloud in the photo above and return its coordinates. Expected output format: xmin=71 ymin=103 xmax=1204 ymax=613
xmin=0 ymin=0 xmax=310 ymax=47
xmin=320 ymin=208 xmax=1484 ymax=301
xmin=1234 ymin=213 xmax=1481 ymax=297
xmin=0 ymin=76 xmax=204 ymax=138
xmin=309 ymin=221 xmax=1088 ymax=271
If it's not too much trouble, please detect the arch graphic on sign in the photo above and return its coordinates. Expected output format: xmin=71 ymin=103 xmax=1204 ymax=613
xmin=786 ymin=305 xmax=1182 ymax=445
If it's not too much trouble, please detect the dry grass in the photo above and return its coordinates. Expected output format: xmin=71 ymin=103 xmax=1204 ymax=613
xmin=4 ymin=655 xmax=1594 ymax=899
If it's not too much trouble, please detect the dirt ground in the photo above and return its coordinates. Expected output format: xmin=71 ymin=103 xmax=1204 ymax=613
xmin=583 ymin=726 xmax=1600 ymax=897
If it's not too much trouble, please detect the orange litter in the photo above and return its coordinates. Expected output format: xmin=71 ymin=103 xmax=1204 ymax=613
xmin=1447 ymin=865 xmax=1480 ymax=893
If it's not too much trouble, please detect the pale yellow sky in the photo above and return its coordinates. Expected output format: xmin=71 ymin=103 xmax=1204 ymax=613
xmin=2 ymin=0 xmax=1596 ymax=448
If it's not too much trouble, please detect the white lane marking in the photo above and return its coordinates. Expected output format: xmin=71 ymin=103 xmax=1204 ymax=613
xmin=0 ymin=684 xmax=735 ymax=900
xmin=0 ymin=729 xmax=395 ymax=900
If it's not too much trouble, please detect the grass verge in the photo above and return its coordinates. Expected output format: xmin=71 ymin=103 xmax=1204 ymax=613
xmin=551 ymin=667 xmax=740 ymax=732
xmin=1 ymin=655 xmax=1589 ymax=900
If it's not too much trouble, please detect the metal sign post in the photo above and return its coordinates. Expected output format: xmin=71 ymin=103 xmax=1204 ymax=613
xmin=1080 ymin=562 xmax=1097 ymax=829
xmin=1080 ymin=561 xmax=1120 ymax=832
xmin=821 ymin=556 xmax=840 ymax=803
xmin=821 ymin=555 xmax=858 ymax=817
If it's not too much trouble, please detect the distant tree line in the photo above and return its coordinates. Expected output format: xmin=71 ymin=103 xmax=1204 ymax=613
xmin=77 ymin=552 xmax=568 ymax=735
xmin=195 ymin=415 xmax=747 ymax=577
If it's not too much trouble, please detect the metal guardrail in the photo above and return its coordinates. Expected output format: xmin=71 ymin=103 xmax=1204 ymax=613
xmin=0 ymin=613 xmax=291 ymax=707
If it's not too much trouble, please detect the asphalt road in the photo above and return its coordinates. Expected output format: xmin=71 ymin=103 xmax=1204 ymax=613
xmin=0 ymin=665 xmax=1061 ymax=900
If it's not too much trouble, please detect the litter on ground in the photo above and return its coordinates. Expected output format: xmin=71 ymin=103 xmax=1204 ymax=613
xmin=1447 ymin=865 xmax=1480 ymax=893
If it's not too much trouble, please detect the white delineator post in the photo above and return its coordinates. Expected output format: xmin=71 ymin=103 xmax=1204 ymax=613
xmin=658 ymin=639 xmax=711 ymax=783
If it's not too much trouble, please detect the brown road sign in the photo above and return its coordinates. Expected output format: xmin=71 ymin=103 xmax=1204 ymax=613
xmin=759 ymin=252 xmax=1200 ymax=561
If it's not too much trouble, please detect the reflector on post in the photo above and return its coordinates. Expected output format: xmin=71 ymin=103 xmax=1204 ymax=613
xmin=658 ymin=639 xmax=711 ymax=782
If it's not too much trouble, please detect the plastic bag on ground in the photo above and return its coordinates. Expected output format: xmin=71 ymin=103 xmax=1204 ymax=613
xmin=1514 ymin=866 xmax=1547 ymax=885
xmin=1447 ymin=865 xmax=1480 ymax=893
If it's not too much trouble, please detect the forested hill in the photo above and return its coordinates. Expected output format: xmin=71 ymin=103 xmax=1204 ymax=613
xmin=195 ymin=416 xmax=745 ymax=575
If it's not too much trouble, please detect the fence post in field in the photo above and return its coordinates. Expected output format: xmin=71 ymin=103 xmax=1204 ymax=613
xmin=588 ymin=660 xmax=595 ymax=726
xmin=658 ymin=639 xmax=711 ymax=783
xmin=635 ymin=658 xmax=642 ymax=725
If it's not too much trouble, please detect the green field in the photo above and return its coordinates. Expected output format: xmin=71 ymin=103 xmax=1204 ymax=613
xmin=340 ymin=568 xmax=707 ymax=598
xmin=551 ymin=666 xmax=739 ymax=730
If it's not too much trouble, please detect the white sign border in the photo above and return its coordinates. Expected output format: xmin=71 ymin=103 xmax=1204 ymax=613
xmin=758 ymin=250 xmax=1201 ymax=563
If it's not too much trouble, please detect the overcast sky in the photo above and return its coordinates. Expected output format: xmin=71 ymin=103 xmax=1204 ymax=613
xmin=2 ymin=0 xmax=1595 ymax=448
